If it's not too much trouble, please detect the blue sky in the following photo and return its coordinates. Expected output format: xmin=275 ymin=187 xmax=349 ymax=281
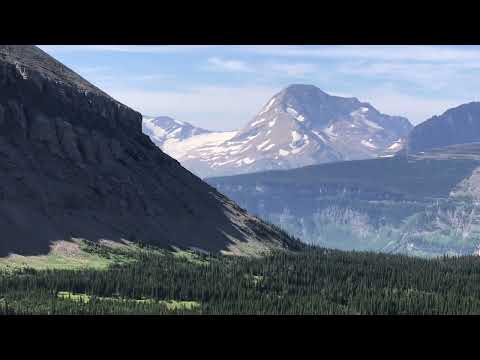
xmin=39 ymin=45 xmax=480 ymax=131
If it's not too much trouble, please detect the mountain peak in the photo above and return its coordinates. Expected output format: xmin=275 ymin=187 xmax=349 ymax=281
xmin=283 ymin=84 xmax=328 ymax=93
xmin=146 ymin=85 xmax=412 ymax=178
xmin=408 ymin=101 xmax=480 ymax=154
xmin=279 ymin=84 xmax=330 ymax=100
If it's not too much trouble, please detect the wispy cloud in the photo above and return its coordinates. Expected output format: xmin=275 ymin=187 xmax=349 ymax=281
xmin=207 ymin=57 xmax=252 ymax=72
xmin=269 ymin=63 xmax=318 ymax=77
xmin=337 ymin=59 xmax=480 ymax=94
xmin=205 ymin=57 xmax=319 ymax=78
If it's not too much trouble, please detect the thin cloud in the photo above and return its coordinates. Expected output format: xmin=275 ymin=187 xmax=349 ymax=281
xmin=205 ymin=57 xmax=319 ymax=78
xmin=338 ymin=60 xmax=480 ymax=93
xmin=207 ymin=57 xmax=253 ymax=72
xmin=269 ymin=63 xmax=318 ymax=77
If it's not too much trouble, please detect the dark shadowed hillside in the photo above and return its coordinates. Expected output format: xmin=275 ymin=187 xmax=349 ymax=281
xmin=0 ymin=45 xmax=297 ymax=257
xmin=407 ymin=102 xmax=480 ymax=154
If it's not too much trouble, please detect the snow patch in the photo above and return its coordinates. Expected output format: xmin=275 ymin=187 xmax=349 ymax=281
xmin=361 ymin=139 xmax=377 ymax=149
xmin=257 ymin=139 xmax=271 ymax=150
xmin=166 ymin=127 xmax=182 ymax=138
xmin=363 ymin=119 xmax=384 ymax=130
xmin=268 ymin=118 xmax=277 ymax=127
xmin=291 ymin=131 xmax=302 ymax=142
xmin=250 ymin=117 xmax=266 ymax=127
xmin=286 ymin=107 xmax=298 ymax=116
xmin=312 ymin=130 xmax=327 ymax=143
xmin=279 ymin=149 xmax=290 ymax=156
xmin=258 ymin=97 xmax=276 ymax=116
xmin=163 ymin=131 xmax=237 ymax=159
xmin=212 ymin=158 xmax=237 ymax=167
xmin=143 ymin=118 xmax=167 ymax=140
xmin=324 ymin=125 xmax=337 ymax=137
xmin=246 ymin=132 xmax=260 ymax=141
xmin=263 ymin=143 xmax=275 ymax=151
xmin=387 ymin=140 xmax=403 ymax=150
xmin=236 ymin=157 xmax=256 ymax=166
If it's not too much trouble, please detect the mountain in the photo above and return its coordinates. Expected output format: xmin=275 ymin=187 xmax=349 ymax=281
xmin=0 ymin=45 xmax=298 ymax=257
xmin=142 ymin=115 xmax=238 ymax=177
xmin=144 ymin=84 xmax=412 ymax=178
xmin=407 ymin=102 xmax=480 ymax=154
xmin=142 ymin=116 xmax=210 ymax=148
xmin=208 ymin=143 xmax=480 ymax=257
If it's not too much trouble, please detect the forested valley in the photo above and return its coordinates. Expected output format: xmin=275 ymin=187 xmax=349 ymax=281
xmin=2 ymin=241 xmax=480 ymax=315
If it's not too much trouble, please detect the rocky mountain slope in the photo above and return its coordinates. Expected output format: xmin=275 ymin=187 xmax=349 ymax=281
xmin=407 ymin=102 xmax=480 ymax=154
xmin=208 ymin=143 xmax=480 ymax=257
xmin=0 ymin=45 xmax=297 ymax=257
xmin=144 ymin=85 xmax=412 ymax=178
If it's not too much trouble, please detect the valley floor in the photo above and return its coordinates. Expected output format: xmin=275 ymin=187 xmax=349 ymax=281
xmin=2 ymin=240 xmax=480 ymax=315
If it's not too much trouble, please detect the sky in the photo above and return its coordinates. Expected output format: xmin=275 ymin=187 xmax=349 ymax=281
xmin=39 ymin=45 xmax=480 ymax=131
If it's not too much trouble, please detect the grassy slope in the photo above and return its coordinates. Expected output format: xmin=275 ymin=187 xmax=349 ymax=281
xmin=0 ymin=238 xmax=208 ymax=273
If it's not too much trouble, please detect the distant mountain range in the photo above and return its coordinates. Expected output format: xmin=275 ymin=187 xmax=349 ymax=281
xmin=143 ymin=84 xmax=413 ymax=178
xmin=208 ymin=101 xmax=480 ymax=257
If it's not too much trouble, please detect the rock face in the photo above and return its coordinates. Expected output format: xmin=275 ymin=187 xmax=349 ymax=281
xmin=0 ymin=45 xmax=296 ymax=257
xmin=407 ymin=102 xmax=480 ymax=154
xmin=145 ymin=84 xmax=412 ymax=178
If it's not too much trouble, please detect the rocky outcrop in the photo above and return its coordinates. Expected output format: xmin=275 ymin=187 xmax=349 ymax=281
xmin=0 ymin=45 xmax=296 ymax=257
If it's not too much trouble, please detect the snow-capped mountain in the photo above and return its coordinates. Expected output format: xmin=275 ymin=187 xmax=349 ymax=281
xmin=142 ymin=116 xmax=238 ymax=177
xmin=143 ymin=84 xmax=413 ymax=178
xmin=142 ymin=116 xmax=210 ymax=148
